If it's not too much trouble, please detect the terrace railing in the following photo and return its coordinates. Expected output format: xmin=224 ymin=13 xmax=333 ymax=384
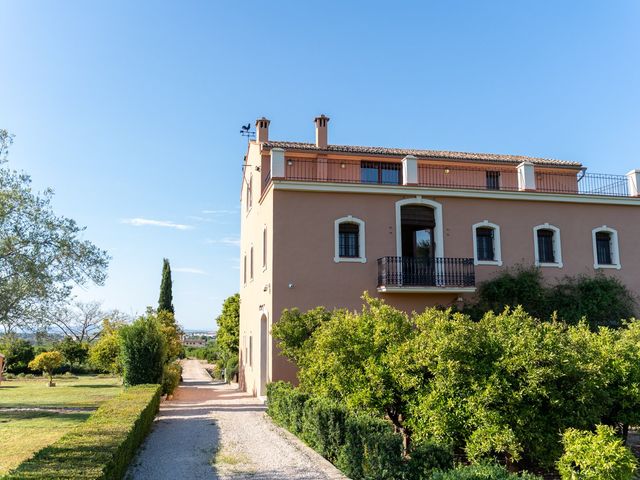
xmin=275 ymin=157 xmax=634 ymax=198
xmin=377 ymin=257 xmax=475 ymax=289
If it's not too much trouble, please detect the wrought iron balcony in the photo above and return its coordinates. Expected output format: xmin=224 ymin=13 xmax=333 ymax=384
xmin=377 ymin=256 xmax=475 ymax=290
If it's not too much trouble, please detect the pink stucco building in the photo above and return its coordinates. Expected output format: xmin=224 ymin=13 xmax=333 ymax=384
xmin=239 ymin=115 xmax=640 ymax=397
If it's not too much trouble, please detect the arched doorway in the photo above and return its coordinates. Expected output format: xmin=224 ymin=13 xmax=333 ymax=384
xmin=394 ymin=198 xmax=444 ymax=286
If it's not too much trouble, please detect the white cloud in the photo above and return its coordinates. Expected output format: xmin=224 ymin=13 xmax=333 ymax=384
xmin=205 ymin=236 xmax=240 ymax=247
xmin=121 ymin=218 xmax=194 ymax=230
xmin=201 ymin=208 xmax=239 ymax=215
xmin=173 ymin=267 xmax=208 ymax=275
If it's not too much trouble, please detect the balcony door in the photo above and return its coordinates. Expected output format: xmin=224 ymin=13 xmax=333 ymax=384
xmin=400 ymin=204 xmax=436 ymax=285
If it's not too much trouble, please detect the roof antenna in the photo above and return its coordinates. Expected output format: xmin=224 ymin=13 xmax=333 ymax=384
xmin=240 ymin=123 xmax=255 ymax=143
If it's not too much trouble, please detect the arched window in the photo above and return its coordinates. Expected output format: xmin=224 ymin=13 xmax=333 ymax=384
xmin=533 ymin=224 xmax=562 ymax=267
xmin=592 ymin=226 xmax=621 ymax=269
xmin=472 ymin=221 xmax=502 ymax=266
xmin=334 ymin=216 xmax=366 ymax=263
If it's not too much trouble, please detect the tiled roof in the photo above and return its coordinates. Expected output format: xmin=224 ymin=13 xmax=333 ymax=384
xmin=263 ymin=141 xmax=582 ymax=167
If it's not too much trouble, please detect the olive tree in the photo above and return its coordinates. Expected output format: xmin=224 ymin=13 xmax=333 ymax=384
xmin=0 ymin=130 xmax=109 ymax=333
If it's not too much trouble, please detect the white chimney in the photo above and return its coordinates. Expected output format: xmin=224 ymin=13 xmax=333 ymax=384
xmin=256 ymin=117 xmax=270 ymax=143
xmin=314 ymin=115 xmax=329 ymax=149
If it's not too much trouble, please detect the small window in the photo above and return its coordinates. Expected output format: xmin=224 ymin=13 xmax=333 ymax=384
xmin=334 ymin=216 xmax=366 ymax=263
xmin=361 ymin=161 xmax=401 ymax=185
xmin=243 ymin=255 xmax=247 ymax=284
xmin=533 ymin=224 xmax=562 ymax=267
xmin=246 ymin=174 xmax=253 ymax=210
xmin=250 ymin=247 xmax=254 ymax=280
xmin=476 ymin=228 xmax=495 ymax=261
xmin=592 ymin=226 xmax=620 ymax=269
xmin=472 ymin=221 xmax=502 ymax=266
xmin=486 ymin=171 xmax=500 ymax=190
xmin=339 ymin=223 xmax=360 ymax=258
xmin=262 ymin=227 xmax=267 ymax=269
xmin=249 ymin=335 xmax=253 ymax=367
xmin=537 ymin=229 xmax=555 ymax=263
xmin=596 ymin=232 xmax=612 ymax=265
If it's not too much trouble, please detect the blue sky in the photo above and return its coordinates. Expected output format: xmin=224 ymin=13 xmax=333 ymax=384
xmin=1 ymin=1 xmax=639 ymax=330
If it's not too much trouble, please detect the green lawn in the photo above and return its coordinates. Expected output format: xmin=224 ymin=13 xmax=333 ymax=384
xmin=0 ymin=375 xmax=122 ymax=408
xmin=0 ymin=375 xmax=123 ymax=475
xmin=0 ymin=410 xmax=91 ymax=476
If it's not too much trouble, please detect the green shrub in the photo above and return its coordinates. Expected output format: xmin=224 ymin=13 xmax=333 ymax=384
xmin=405 ymin=439 xmax=454 ymax=479
xmin=224 ymin=353 xmax=238 ymax=383
xmin=266 ymin=381 xmax=309 ymax=434
xmin=120 ymin=315 xmax=166 ymax=385
xmin=557 ymin=425 xmax=637 ymax=480
xmin=0 ymin=337 xmax=35 ymax=374
xmin=336 ymin=413 xmax=404 ymax=480
xmin=468 ymin=267 xmax=636 ymax=329
xmin=467 ymin=267 xmax=548 ymax=320
xmin=162 ymin=362 xmax=182 ymax=395
xmin=5 ymin=384 xmax=161 ymax=479
xmin=267 ymin=381 xmax=454 ymax=480
xmin=430 ymin=463 xmax=541 ymax=479
xmin=301 ymin=397 xmax=347 ymax=463
xmin=547 ymin=275 xmax=635 ymax=329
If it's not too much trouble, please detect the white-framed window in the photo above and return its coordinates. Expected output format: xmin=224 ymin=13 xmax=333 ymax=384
xmin=472 ymin=221 xmax=502 ymax=266
xmin=250 ymin=246 xmax=254 ymax=280
xmin=533 ymin=223 xmax=563 ymax=268
xmin=592 ymin=226 xmax=621 ymax=269
xmin=243 ymin=254 xmax=247 ymax=284
xmin=262 ymin=226 xmax=267 ymax=270
xmin=334 ymin=216 xmax=366 ymax=263
xmin=246 ymin=173 xmax=253 ymax=211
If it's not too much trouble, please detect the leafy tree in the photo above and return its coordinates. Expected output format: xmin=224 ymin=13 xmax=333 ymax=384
xmin=292 ymin=294 xmax=415 ymax=450
xmin=557 ymin=425 xmax=637 ymax=480
xmin=57 ymin=337 xmax=89 ymax=368
xmin=216 ymin=293 xmax=239 ymax=359
xmin=119 ymin=314 xmax=166 ymax=385
xmin=89 ymin=318 xmax=124 ymax=374
xmin=158 ymin=258 xmax=174 ymax=314
xmin=0 ymin=130 xmax=110 ymax=333
xmin=156 ymin=309 xmax=184 ymax=361
xmin=0 ymin=336 xmax=35 ymax=373
xmin=28 ymin=351 xmax=63 ymax=386
xmin=272 ymin=307 xmax=330 ymax=364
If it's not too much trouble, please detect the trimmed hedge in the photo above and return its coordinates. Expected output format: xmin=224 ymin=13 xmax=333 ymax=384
xmin=5 ymin=384 xmax=161 ymax=480
xmin=267 ymin=381 xmax=453 ymax=480
xmin=430 ymin=464 xmax=541 ymax=479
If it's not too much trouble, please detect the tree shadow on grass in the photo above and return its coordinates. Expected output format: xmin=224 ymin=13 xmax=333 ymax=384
xmin=0 ymin=410 xmax=90 ymax=422
xmin=68 ymin=384 xmax=121 ymax=388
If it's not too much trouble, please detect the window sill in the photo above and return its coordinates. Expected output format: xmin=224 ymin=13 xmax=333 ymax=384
xmin=594 ymin=263 xmax=621 ymax=270
xmin=474 ymin=260 xmax=503 ymax=266
xmin=535 ymin=262 xmax=563 ymax=268
xmin=334 ymin=256 xmax=367 ymax=264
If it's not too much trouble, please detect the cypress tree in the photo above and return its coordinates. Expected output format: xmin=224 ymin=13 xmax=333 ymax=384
xmin=158 ymin=258 xmax=174 ymax=313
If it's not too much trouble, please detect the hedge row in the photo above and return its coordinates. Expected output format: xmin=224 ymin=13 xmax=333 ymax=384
xmin=267 ymin=381 xmax=453 ymax=480
xmin=5 ymin=384 xmax=161 ymax=480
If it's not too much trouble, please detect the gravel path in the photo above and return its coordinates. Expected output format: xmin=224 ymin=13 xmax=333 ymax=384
xmin=127 ymin=359 xmax=345 ymax=480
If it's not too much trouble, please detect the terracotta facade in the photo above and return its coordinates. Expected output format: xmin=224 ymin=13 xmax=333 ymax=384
xmin=239 ymin=116 xmax=640 ymax=397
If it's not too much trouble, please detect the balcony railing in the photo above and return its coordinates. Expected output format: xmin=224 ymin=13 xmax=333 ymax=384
xmin=273 ymin=157 xmax=633 ymax=198
xmin=377 ymin=257 xmax=475 ymax=289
